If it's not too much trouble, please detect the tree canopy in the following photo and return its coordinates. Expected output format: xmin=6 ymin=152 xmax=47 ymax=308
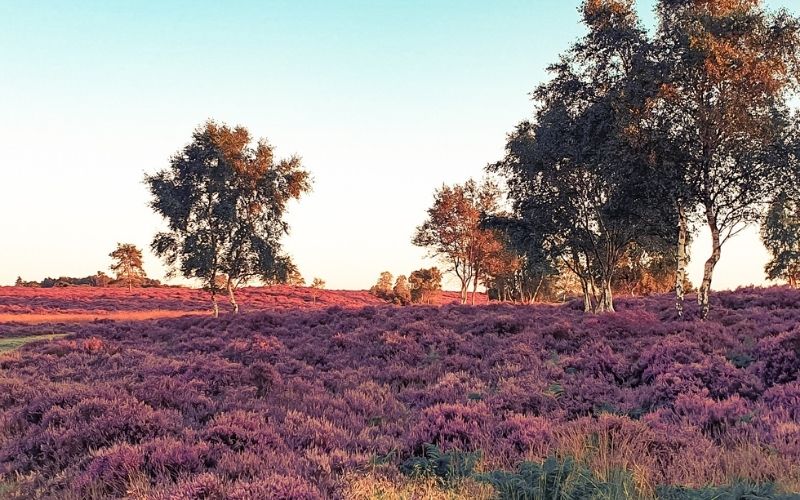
xmin=490 ymin=0 xmax=799 ymax=317
xmin=413 ymin=179 xmax=504 ymax=305
xmin=109 ymin=243 xmax=147 ymax=291
xmin=146 ymin=121 xmax=311 ymax=316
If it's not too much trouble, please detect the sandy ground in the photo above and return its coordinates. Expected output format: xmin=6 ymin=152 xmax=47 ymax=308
xmin=0 ymin=309 xmax=208 ymax=325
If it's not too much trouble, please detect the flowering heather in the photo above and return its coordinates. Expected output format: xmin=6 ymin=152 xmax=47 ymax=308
xmin=0 ymin=287 xmax=799 ymax=498
xmin=0 ymin=286 xmax=477 ymax=321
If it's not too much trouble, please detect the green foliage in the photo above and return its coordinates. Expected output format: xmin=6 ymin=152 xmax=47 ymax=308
xmin=477 ymin=456 xmax=637 ymax=500
xmin=409 ymin=267 xmax=443 ymax=304
xmin=761 ymin=188 xmax=800 ymax=287
xmin=399 ymin=444 xmax=481 ymax=485
xmin=145 ymin=120 xmax=310 ymax=314
xmin=369 ymin=271 xmax=395 ymax=301
xmin=109 ymin=243 xmax=147 ymax=290
xmin=546 ymin=383 xmax=565 ymax=400
xmin=392 ymin=275 xmax=412 ymax=305
xmin=726 ymin=351 xmax=755 ymax=370
xmin=656 ymin=482 xmax=796 ymax=500
xmin=490 ymin=1 xmax=673 ymax=314
xmin=0 ymin=334 xmax=68 ymax=354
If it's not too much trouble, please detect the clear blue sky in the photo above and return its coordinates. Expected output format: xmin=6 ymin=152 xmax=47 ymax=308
xmin=0 ymin=0 xmax=795 ymax=290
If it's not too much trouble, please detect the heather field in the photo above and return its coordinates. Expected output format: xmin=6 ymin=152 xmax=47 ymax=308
xmin=0 ymin=287 xmax=482 ymax=325
xmin=0 ymin=286 xmax=383 ymax=318
xmin=0 ymin=287 xmax=797 ymax=499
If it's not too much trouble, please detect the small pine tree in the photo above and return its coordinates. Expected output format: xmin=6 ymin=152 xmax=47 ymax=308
xmin=109 ymin=243 xmax=147 ymax=291
xmin=310 ymin=277 xmax=325 ymax=304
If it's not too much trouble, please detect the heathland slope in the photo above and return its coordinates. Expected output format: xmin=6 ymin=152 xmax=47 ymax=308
xmin=0 ymin=287 xmax=798 ymax=498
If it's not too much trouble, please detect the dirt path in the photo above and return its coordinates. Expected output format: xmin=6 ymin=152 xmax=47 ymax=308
xmin=0 ymin=309 xmax=208 ymax=325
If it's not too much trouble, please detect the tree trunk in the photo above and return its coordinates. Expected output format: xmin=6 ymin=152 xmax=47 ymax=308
xmin=459 ymin=280 xmax=468 ymax=305
xmin=227 ymin=280 xmax=239 ymax=314
xmin=589 ymin=276 xmax=599 ymax=313
xmin=471 ymin=275 xmax=478 ymax=305
xmin=211 ymin=291 xmax=219 ymax=318
xmin=675 ymin=202 xmax=689 ymax=318
xmin=698 ymin=207 xmax=721 ymax=320
xmin=532 ymin=275 xmax=544 ymax=304
xmin=580 ymin=277 xmax=593 ymax=313
xmin=597 ymin=277 xmax=614 ymax=312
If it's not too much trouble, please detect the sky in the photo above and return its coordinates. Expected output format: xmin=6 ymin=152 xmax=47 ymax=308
xmin=0 ymin=0 xmax=796 ymax=291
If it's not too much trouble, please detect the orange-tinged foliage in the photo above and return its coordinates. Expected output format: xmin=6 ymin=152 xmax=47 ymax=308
xmin=692 ymin=32 xmax=789 ymax=92
xmin=692 ymin=0 xmax=759 ymax=17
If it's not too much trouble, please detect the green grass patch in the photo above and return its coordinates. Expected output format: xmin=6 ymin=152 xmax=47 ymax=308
xmin=0 ymin=333 xmax=68 ymax=354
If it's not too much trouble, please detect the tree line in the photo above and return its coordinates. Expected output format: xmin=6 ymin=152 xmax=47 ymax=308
xmin=15 ymin=243 xmax=161 ymax=289
xmin=133 ymin=1 xmax=798 ymax=318
xmin=413 ymin=0 xmax=800 ymax=318
xmin=369 ymin=268 xmax=443 ymax=305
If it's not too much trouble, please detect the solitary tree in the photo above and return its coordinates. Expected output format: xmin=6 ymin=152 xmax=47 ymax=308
xmin=310 ymin=277 xmax=325 ymax=304
xmin=413 ymin=179 xmax=503 ymax=304
xmin=146 ymin=121 xmax=311 ymax=316
xmin=109 ymin=243 xmax=147 ymax=291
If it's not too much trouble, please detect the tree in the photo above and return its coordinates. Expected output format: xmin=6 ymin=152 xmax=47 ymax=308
xmin=408 ymin=267 xmax=443 ymax=304
xmin=92 ymin=271 xmax=113 ymax=288
xmin=762 ymin=189 xmax=800 ymax=287
xmin=285 ymin=264 xmax=306 ymax=287
xmin=413 ymin=179 xmax=503 ymax=304
xmin=482 ymin=219 xmax=558 ymax=303
xmin=393 ymin=275 xmax=411 ymax=305
xmin=264 ymin=261 xmax=305 ymax=286
xmin=146 ymin=121 xmax=311 ymax=316
xmin=653 ymin=0 xmax=800 ymax=318
xmin=614 ymin=242 xmax=693 ymax=296
xmin=491 ymin=0 xmax=672 ymax=313
xmin=310 ymin=277 xmax=325 ymax=304
xmin=109 ymin=243 xmax=147 ymax=291
xmin=369 ymin=271 xmax=395 ymax=301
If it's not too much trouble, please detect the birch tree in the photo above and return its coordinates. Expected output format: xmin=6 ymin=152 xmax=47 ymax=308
xmin=146 ymin=121 xmax=311 ymax=316
xmin=654 ymin=0 xmax=800 ymax=318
